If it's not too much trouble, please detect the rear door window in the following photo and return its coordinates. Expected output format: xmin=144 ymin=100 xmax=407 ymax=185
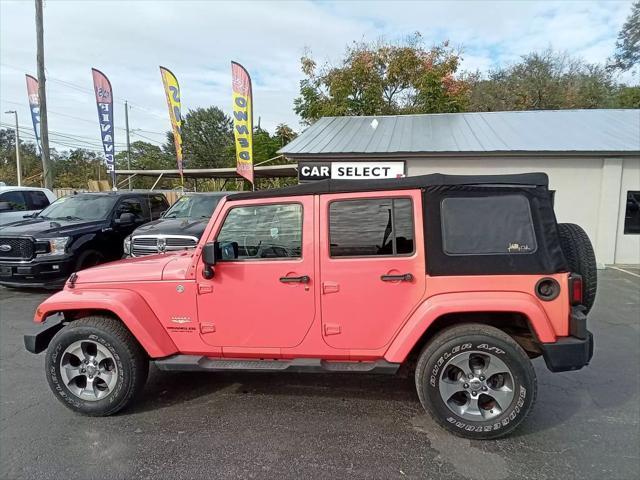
xmin=25 ymin=191 xmax=50 ymax=210
xmin=329 ymin=198 xmax=414 ymax=257
xmin=441 ymin=195 xmax=537 ymax=255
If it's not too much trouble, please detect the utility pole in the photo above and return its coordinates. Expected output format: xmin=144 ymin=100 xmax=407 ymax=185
xmin=35 ymin=0 xmax=52 ymax=189
xmin=4 ymin=111 xmax=22 ymax=186
xmin=124 ymin=101 xmax=132 ymax=189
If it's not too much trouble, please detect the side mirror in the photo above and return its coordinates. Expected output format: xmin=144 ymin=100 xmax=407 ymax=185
xmin=202 ymin=242 xmax=217 ymax=279
xmin=201 ymin=241 xmax=239 ymax=279
xmin=115 ymin=212 xmax=136 ymax=226
xmin=0 ymin=202 xmax=11 ymax=212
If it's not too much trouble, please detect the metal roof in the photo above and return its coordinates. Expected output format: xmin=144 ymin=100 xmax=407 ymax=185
xmin=280 ymin=109 xmax=640 ymax=157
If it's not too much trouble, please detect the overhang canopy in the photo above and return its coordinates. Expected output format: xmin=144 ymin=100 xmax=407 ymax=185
xmin=115 ymin=164 xmax=298 ymax=179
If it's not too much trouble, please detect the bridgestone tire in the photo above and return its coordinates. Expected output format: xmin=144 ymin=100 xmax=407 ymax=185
xmin=557 ymin=223 xmax=597 ymax=312
xmin=415 ymin=323 xmax=537 ymax=440
xmin=45 ymin=316 xmax=148 ymax=416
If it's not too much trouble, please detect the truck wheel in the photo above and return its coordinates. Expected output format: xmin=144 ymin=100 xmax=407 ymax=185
xmin=45 ymin=316 xmax=148 ymax=416
xmin=557 ymin=223 xmax=597 ymax=312
xmin=75 ymin=249 xmax=104 ymax=271
xmin=415 ymin=323 xmax=537 ymax=439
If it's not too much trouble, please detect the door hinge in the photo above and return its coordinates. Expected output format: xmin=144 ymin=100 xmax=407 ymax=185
xmin=324 ymin=324 xmax=341 ymax=336
xmin=198 ymin=284 xmax=213 ymax=294
xmin=200 ymin=323 xmax=216 ymax=334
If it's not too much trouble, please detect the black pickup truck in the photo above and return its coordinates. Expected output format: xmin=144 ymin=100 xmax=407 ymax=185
xmin=124 ymin=192 xmax=226 ymax=257
xmin=0 ymin=191 xmax=168 ymax=289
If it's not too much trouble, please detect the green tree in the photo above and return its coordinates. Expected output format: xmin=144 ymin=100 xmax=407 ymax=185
xmin=0 ymin=128 xmax=47 ymax=186
xmin=164 ymin=106 xmax=234 ymax=169
xmin=274 ymin=123 xmax=297 ymax=147
xmin=612 ymin=85 xmax=640 ymax=107
xmin=468 ymin=50 xmax=619 ymax=111
xmin=294 ymin=33 xmax=473 ymax=124
xmin=608 ymin=1 xmax=639 ymax=72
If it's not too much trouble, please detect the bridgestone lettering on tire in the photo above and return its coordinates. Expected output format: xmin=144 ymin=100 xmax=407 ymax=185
xmin=415 ymin=323 xmax=537 ymax=440
xmin=45 ymin=316 xmax=148 ymax=416
xmin=557 ymin=223 xmax=597 ymax=313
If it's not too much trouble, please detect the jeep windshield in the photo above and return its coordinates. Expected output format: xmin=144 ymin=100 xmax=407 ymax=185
xmin=162 ymin=195 xmax=223 ymax=219
xmin=38 ymin=195 xmax=114 ymax=221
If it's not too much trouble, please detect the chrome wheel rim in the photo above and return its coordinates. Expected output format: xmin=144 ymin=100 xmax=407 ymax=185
xmin=59 ymin=340 xmax=118 ymax=401
xmin=438 ymin=350 xmax=515 ymax=421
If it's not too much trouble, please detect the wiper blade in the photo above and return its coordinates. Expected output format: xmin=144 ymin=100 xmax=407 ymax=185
xmin=54 ymin=215 xmax=83 ymax=221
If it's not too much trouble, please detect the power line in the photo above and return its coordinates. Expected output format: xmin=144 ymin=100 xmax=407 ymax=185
xmin=1 ymin=62 xmax=169 ymax=120
xmin=2 ymin=100 xmax=169 ymax=136
xmin=0 ymin=122 xmax=128 ymax=148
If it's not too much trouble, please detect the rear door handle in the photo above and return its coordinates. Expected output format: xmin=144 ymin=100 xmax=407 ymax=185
xmin=380 ymin=273 xmax=413 ymax=282
xmin=280 ymin=275 xmax=310 ymax=284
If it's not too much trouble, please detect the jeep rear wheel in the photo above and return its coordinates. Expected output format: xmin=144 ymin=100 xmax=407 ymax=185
xmin=415 ymin=324 xmax=537 ymax=439
xmin=45 ymin=316 xmax=148 ymax=416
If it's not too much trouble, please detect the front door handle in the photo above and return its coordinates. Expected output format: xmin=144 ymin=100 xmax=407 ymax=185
xmin=380 ymin=273 xmax=413 ymax=282
xmin=279 ymin=275 xmax=310 ymax=284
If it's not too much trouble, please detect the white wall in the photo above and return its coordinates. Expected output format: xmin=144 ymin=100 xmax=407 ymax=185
xmin=404 ymin=155 xmax=640 ymax=265
xmin=615 ymin=158 xmax=640 ymax=264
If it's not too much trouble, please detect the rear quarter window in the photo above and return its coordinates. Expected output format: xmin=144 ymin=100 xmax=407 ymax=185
xmin=441 ymin=195 xmax=537 ymax=255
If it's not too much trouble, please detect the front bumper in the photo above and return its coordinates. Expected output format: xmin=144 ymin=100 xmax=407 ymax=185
xmin=24 ymin=315 xmax=65 ymax=354
xmin=0 ymin=256 xmax=74 ymax=289
xmin=540 ymin=307 xmax=594 ymax=372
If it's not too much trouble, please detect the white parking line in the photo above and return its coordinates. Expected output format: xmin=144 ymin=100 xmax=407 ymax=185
xmin=608 ymin=266 xmax=640 ymax=278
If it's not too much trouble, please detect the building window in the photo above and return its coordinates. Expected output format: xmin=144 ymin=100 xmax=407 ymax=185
xmin=624 ymin=191 xmax=640 ymax=235
xmin=329 ymin=198 xmax=414 ymax=257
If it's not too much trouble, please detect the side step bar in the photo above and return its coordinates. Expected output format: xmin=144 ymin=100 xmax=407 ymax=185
xmin=154 ymin=355 xmax=400 ymax=375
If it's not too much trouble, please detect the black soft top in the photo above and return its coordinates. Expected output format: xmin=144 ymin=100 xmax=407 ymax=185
xmin=229 ymin=172 xmax=548 ymax=200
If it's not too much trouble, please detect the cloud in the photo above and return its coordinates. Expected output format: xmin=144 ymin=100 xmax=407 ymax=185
xmin=0 ymin=0 xmax=634 ymax=154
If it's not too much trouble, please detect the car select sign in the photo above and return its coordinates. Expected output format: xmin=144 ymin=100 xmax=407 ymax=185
xmin=299 ymin=161 xmax=405 ymax=182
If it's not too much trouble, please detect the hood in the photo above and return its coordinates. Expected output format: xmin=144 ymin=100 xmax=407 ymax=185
xmin=74 ymin=253 xmax=184 ymax=284
xmin=0 ymin=217 xmax=105 ymax=237
xmin=131 ymin=217 xmax=208 ymax=238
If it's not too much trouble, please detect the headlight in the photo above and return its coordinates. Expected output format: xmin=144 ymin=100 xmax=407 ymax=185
xmin=123 ymin=236 xmax=132 ymax=255
xmin=36 ymin=237 xmax=69 ymax=256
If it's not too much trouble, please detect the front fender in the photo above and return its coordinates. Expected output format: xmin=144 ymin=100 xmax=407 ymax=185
xmin=384 ymin=291 xmax=556 ymax=363
xmin=34 ymin=288 xmax=178 ymax=358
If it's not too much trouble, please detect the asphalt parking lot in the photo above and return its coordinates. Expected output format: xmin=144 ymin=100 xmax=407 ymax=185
xmin=1 ymin=268 xmax=638 ymax=480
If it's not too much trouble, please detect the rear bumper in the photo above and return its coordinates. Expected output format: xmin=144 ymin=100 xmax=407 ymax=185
xmin=540 ymin=307 xmax=594 ymax=372
xmin=24 ymin=315 xmax=65 ymax=354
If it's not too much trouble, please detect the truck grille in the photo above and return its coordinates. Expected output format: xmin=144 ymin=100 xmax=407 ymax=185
xmin=131 ymin=235 xmax=198 ymax=257
xmin=0 ymin=238 xmax=35 ymax=260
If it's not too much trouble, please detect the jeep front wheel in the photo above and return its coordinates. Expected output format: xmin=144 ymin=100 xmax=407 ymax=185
xmin=415 ymin=323 xmax=537 ymax=439
xmin=45 ymin=316 xmax=148 ymax=416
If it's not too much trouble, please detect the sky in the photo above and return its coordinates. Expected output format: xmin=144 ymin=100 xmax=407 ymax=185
xmin=0 ymin=0 xmax=635 ymax=154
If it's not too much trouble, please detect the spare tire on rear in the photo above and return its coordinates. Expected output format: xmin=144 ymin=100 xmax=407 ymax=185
xmin=557 ymin=223 xmax=597 ymax=312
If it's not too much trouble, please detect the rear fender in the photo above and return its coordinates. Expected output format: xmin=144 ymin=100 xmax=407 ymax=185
xmin=34 ymin=288 xmax=178 ymax=358
xmin=384 ymin=291 xmax=556 ymax=363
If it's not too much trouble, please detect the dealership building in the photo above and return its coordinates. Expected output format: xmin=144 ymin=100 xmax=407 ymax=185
xmin=280 ymin=109 xmax=640 ymax=266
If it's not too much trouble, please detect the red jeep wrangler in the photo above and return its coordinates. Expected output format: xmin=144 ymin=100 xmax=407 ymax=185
xmin=24 ymin=173 xmax=595 ymax=439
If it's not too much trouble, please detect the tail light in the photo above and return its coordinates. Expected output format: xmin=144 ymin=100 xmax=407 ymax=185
xmin=569 ymin=274 xmax=583 ymax=306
